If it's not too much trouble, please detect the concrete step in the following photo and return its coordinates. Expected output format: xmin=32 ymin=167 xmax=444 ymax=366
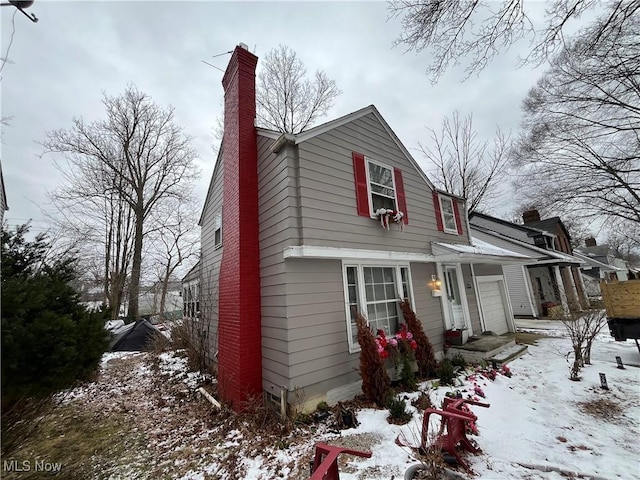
xmin=489 ymin=344 xmax=529 ymax=366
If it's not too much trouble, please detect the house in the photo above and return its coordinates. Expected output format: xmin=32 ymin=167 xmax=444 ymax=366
xmin=576 ymin=238 xmax=629 ymax=282
xmin=197 ymin=44 xmax=525 ymax=411
xmin=469 ymin=211 xmax=589 ymax=317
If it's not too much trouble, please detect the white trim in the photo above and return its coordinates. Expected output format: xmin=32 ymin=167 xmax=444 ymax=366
xmin=440 ymin=263 xmax=473 ymax=334
xmin=341 ymin=261 xmax=417 ymax=354
xmin=438 ymin=194 xmax=460 ymax=235
xmin=284 ymin=245 xmax=435 ymax=262
xmin=520 ymin=264 xmax=539 ymax=317
xmin=470 ymin=264 xmax=486 ymax=332
xmin=475 ymin=275 xmax=516 ymax=333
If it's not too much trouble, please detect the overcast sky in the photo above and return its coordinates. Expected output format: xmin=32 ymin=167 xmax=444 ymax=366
xmin=1 ymin=1 xmax=584 ymax=234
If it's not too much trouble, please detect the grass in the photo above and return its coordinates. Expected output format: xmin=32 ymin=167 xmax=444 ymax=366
xmin=1 ymin=404 xmax=151 ymax=480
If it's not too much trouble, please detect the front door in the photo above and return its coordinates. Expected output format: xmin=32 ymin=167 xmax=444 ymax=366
xmin=444 ymin=266 xmax=466 ymax=329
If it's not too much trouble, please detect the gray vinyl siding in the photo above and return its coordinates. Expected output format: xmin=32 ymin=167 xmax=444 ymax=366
xmin=473 ymin=264 xmax=502 ymax=277
xmin=276 ymin=258 xmax=448 ymax=402
xmin=257 ymin=136 xmax=301 ymax=392
xmin=411 ymin=262 xmax=448 ymax=352
xmin=461 ymin=265 xmax=482 ymax=334
xmin=281 ymin=258 xmax=359 ymax=399
xmin=296 ymin=112 xmax=470 ymax=252
xmin=199 ymin=157 xmax=224 ymax=366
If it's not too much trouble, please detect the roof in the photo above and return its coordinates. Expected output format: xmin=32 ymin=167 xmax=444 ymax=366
xmin=523 ymin=217 xmax=571 ymax=243
xmin=198 ymin=144 xmax=223 ymax=226
xmin=0 ymin=161 xmax=8 ymax=211
xmin=432 ymin=237 xmax=529 ymax=265
xmin=182 ymin=259 xmax=201 ymax=283
xmin=469 ymin=211 xmax=553 ymax=238
xmin=573 ymin=250 xmax=622 ymax=272
xmin=470 ymin=224 xmax=585 ymax=266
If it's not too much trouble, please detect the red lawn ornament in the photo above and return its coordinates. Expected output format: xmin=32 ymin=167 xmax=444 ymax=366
xmin=309 ymin=442 xmax=372 ymax=480
xmin=396 ymin=398 xmax=490 ymax=473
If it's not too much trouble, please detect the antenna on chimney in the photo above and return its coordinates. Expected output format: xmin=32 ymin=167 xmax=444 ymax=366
xmin=201 ymin=50 xmax=233 ymax=73
xmin=1 ymin=1 xmax=38 ymax=23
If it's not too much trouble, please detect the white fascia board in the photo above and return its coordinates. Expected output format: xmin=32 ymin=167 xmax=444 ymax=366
xmin=283 ymin=245 xmax=435 ymax=262
xmin=433 ymin=253 xmax=531 ymax=265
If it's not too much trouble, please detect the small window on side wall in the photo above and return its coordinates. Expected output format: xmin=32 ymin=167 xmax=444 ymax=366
xmin=214 ymin=210 xmax=222 ymax=249
xmin=433 ymin=192 xmax=462 ymax=235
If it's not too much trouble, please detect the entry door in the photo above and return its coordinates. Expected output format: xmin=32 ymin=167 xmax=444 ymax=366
xmin=444 ymin=266 xmax=466 ymax=329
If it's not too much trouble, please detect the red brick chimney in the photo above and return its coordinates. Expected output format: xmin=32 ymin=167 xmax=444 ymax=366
xmin=522 ymin=209 xmax=541 ymax=224
xmin=585 ymin=237 xmax=597 ymax=247
xmin=218 ymin=43 xmax=262 ymax=410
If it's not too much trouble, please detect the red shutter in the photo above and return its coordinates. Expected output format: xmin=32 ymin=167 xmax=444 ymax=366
xmin=393 ymin=167 xmax=409 ymax=224
xmin=432 ymin=191 xmax=444 ymax=231
xmin=452 ymin=199 xmax=463 ymax=235
xmin=352 ymin=152 xmax=370 ymax=216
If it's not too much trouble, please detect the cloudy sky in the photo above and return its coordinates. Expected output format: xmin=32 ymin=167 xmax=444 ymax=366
xmin=1 ymin=1 xmax=585 ymax=233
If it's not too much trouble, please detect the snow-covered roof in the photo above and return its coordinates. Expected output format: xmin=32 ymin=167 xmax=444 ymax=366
xmin=432 ymin=237 xmax=529 ymax=264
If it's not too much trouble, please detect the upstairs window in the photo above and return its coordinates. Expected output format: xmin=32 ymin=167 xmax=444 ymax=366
xmin=352 ymin=152 xmax=409 ymax=223
xmin=214 ymin=210 xmax=222 ymax=249
xmin=433 ymin=192 xmax=463 ymax=235
xmin=439 ymin=195 xmax=458 ymax=234
xmin=368 ymin=161 xmax=396 ymax=212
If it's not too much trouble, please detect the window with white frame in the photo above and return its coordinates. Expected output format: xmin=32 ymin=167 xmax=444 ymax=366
xmin=344 ymin=264 xmax=414 ymax=352
xmin=214 ymin=210 xmax=222 ymax=248
xmin=367 ymin=160 xmax=397 ymax=213
xmin=438 ymin=194 xmax=459 ymax=234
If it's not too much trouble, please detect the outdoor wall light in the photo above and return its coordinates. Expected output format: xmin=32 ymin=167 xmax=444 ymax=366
xmin=429 ymin=274 xmax=443 ymax=297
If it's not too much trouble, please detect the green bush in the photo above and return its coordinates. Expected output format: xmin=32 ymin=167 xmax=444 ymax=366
xmin=386 ymin=395 xmax=412 ymax=424
xmin=436 ymin=358 xmax=456 ymax=386
xmin=450 ymin=353 xmax=467 ymax=369
xmin=1 ymin=225 xmax=109 ymax=408
xmin=399 ymin=354 xmax=418 ymax=391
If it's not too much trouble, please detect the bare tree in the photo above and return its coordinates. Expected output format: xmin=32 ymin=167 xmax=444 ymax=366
xmin=43 ymin=85 xmax=200 ymax=320
xmin=47 ymin=155 xmax=136 ymax=319
xmin=419 ymin=111 xmax=510 ymax=213
xmin=147 ymin=197 xmax=199 ymax=319
xmin=388 ymin=0 xmax=640 ymax=81
xmin=256 ymin=45 xmax=341 ymax=134
xmin=511 ymin=15 xmax=640 ymax=230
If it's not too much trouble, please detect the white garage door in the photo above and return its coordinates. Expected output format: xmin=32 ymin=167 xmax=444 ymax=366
xmin=477 ymin=281 xmax=509 ymax=335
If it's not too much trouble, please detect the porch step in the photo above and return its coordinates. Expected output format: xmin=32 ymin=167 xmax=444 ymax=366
xmin=488 ymin=344 xmax=529 ymax=366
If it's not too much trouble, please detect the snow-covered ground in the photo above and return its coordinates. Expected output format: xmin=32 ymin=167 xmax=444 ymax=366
xmin=237 ymin=326 xmax=640 ymax=480
xmin=60 ymin=324 xmax=639 ymax=479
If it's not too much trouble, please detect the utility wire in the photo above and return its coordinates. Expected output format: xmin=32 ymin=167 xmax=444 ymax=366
xmin=0 ymin=9 xmax=18 ymax=76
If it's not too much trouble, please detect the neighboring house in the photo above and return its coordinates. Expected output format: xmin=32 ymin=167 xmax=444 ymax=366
xmin=197 ymin=44 xmax=525 ymax=411
xmin=1 ymin=161 xmax=8 ymax=225
xmin=577 ymin=238 xmax=629 ymax=282
xmin=182 ymin=260 xmax=200 ymax=320
xmin=138 ymin=281 xmax=183 ymax=317
xmin=470 ymin=211 xmax=589 ymax=317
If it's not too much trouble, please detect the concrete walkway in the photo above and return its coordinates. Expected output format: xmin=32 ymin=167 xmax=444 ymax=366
xmin=514 ymin=318 xmax=565 ymax=331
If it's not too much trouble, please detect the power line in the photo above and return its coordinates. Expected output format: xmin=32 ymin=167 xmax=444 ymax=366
xmin=0 ymin=9 xmax=18 ymax=75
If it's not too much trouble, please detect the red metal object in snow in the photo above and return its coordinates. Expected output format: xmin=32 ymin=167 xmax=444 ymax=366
xmin=309 ymin=442 xmax=372 ymax=480
xmin=420 ymin=398 xmax=490 ymax=472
